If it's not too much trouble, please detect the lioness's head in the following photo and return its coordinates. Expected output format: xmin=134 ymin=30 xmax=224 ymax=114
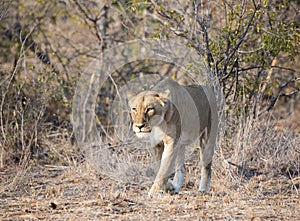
xmin=128 ymin=90 xmax=170 ymax=138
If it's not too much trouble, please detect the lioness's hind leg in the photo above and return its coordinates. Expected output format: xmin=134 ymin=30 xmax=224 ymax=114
xmin=198 ymin=129 xmax=213 ymax=193
xmin=199 ymin=161 xmax=212 ymax=193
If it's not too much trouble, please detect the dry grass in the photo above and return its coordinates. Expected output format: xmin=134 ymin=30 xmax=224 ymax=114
xmin=1 ymin=126 xmax=300 ymax=220
xmin=1 ymin=160 xmax=299 ymax=221
xmin=1 ymin=102 xmax=299 ymax=220
xmin=220 ymin=114 xmax=299 ymax=175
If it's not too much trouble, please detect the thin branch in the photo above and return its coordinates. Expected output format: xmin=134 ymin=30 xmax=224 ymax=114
xmin=72 ymin=0 xmax=97 ymax=23
xmin=0 ymin=0 xmax=12 ymax=21
xmin=72 ymin=0 xmax=107 ymax=47
xmin=237 ymin=65 xmax=297 ymax=74
xmin=195 ymin=0 xmax=214 ymax=68
xmin=224 ymin=4 xmax=259 ymax=69
xmin=258 ymin=78 xmax=299 ymax=116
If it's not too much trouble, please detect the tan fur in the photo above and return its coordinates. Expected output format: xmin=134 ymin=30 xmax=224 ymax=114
xmin=128 ymin=78 xmax=218 ymax=197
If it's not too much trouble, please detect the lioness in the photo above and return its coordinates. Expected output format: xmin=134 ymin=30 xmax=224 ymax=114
xmin=128 ymin=78 xmax=218 ymax=197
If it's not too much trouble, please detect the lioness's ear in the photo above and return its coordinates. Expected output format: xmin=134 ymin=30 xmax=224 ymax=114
xmin=126 ymin=91 xmax=136 ymax=107
xmin=158 ymin=89 xmax=170 ymax=106
xmin=159 ymin=89 xmax=170 ymax=100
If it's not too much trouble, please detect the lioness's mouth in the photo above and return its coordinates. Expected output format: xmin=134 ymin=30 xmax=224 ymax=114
xmin=135 ymin=131 xmax=151 ymax=138
xmin=136 ymin=131 xmax=151 ymax=134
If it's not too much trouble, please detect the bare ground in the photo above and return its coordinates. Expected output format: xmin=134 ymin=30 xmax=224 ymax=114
xmin=1 ymin=162 xmax=299 ymax=221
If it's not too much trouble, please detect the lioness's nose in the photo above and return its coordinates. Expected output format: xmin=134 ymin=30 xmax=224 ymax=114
xmin=135 ymin=123 xmax=145 ymax=129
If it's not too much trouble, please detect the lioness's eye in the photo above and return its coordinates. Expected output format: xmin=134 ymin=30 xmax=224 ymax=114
xmin=132 ymin=107 xmax=137 ymax=112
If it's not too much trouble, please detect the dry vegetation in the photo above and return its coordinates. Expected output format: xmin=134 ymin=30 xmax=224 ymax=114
xmin=1 ymin=149 xmax=299 ymax=220
xmin=1 ymin=0 xmax=299 ymax=220
xmin=1 ymin=112 xmax=299 ymax=220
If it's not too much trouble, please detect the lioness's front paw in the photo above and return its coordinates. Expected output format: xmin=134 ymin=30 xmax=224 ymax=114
xmin=148 ymin=183 xmax=164 ymax=198
xmin=148 ymin=182 xmax=176 ymax=198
